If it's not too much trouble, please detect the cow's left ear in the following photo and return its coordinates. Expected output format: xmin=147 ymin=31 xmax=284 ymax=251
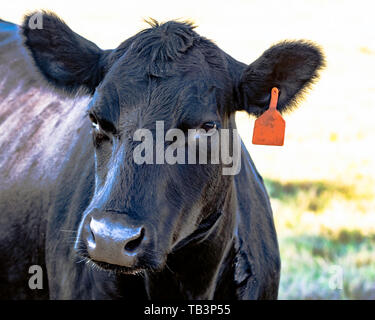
xmin=236 ymin=41 xmax=325 ymax=116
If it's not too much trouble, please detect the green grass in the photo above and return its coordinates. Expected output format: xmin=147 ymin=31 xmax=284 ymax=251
xmin=278 ymin=232 xmax=375 ymax=299
xmin=264 ymin=179 xmax=375 ymax=300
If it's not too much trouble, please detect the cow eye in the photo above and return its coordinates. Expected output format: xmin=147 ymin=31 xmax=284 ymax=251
xmin=201 ymin=121 xmax=218 ymax=131
xmin=88 ymin=113 xmax=110 ymax=147
xmin=89 ymin=113 xmax=100 ymax=130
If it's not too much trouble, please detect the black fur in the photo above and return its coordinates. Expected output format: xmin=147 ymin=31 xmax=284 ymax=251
xmin=0 ymin=11 xmax=324 ymax=299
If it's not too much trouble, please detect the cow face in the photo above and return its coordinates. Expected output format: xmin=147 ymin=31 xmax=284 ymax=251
xmin=22 ymin=12 xmax=324 ymax=273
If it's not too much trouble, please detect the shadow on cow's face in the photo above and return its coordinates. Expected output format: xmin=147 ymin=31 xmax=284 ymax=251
xmin=22 ymin=12 xmax=324 ymax=273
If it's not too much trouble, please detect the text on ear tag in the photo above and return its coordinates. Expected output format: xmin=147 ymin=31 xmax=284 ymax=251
xmin=252 ymin=87 xmax=285 ymax=146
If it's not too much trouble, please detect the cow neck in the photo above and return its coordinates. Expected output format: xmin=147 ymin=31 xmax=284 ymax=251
xmin=144 ymin=180 xmax=237 ymax=299
xmin=170 ymin=209 xmax=223 ymax=253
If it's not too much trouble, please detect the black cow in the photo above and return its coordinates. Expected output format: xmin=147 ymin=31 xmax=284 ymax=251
xmin=0 ymin=12 xmax=324 ymax=299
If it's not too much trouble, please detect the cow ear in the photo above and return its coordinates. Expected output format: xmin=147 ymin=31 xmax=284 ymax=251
xmin=22 ymin=11 xmax=109 ymax=95
xmin=236 ymin=41 xmax=325 ymax=116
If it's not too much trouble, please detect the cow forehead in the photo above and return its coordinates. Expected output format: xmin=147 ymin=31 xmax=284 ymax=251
xmin=91 ymin=76 xmax=220 ymax=131
xmin=102 ymin=44 xmax=226 ymax=93
xmin=92 ymin=62 xmax=225 ymax=122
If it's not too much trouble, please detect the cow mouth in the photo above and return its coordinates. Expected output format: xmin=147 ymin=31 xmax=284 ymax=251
xmin=89 ymin=259 xmax=145 ymax=275
xmin=75 ymin=251 xmax=146 ymax=275
xmin=75 ymin=250 xmax=163 ymax=275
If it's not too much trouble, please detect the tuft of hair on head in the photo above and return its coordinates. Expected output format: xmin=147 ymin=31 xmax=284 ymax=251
xmin=143 ymin=17 xmax=197 ymax=30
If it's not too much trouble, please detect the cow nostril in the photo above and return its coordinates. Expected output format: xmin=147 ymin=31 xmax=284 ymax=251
xmin=90 ymin=229 xmax=95 ymax=242
xmin=124 ymin=227 xmax=145 ymax=252
xmin=86 ymin=225 xmax=96 ymax=249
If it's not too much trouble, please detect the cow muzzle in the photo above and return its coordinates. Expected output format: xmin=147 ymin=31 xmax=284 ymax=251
xmin=77 ymin=210 xmax=146 ymax=268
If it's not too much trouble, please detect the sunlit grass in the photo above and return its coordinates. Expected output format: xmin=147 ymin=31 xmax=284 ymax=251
xmin=265 ymin=179 xmax=371 ymax=213
xmin=265 ymin=180 xmax=375 ymax=300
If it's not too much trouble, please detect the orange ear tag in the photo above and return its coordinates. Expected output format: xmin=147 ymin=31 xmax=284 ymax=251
xmin=252 ymin=87 xmax=285 ymax=146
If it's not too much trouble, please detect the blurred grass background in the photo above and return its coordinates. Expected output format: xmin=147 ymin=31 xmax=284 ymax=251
xmin=2 ymin=0 xmax=374 ymax=299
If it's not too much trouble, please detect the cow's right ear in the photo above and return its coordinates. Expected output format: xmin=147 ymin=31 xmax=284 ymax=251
xmin=235 ymin=40 xmax=325 ymax=116
xmin=22 ymin=11 xmax=110 ymax=95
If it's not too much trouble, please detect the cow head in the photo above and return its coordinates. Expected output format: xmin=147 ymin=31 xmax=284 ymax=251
xmin=22 ymin=12 xmax=324 ymax=274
